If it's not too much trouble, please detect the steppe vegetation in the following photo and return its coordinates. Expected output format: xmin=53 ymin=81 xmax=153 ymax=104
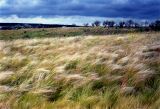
xmin=0 ymin=27 xmax=138 ymax=40
xmin=0 ymin=30 xmax=159 ymax=109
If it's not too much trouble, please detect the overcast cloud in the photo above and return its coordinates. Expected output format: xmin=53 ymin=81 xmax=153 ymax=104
xmin=0 ymin=0 xmax=160 ymax=24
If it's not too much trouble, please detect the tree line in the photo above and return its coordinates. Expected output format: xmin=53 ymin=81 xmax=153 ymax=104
xmin=84 ymin=19 xmax=160 ymax=31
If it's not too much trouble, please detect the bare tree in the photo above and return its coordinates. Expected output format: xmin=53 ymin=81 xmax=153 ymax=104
xmin=93 ymin=21 xmax=101 ymax=27
xmin=103 ymin=20 xmax=115 ymax=28
xmin=103 ymin=20 xmax=109 ymax=27
xmin=119 ymin=21 xmax=125 ymax=28
xmin=108 ymin=21 xmax=115 ymax=27
xmin=127 ymin=20 xmax=134 ymax=27
xmin=150 ymin=20 xmax=160 ymax=30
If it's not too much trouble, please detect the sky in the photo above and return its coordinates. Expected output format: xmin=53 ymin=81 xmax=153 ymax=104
xmin=0 ymin=0 xmax=160 ymax=25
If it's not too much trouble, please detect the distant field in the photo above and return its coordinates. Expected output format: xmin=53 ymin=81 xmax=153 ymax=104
xmin=0 ymin=32 xmax=159 ymax=109
xmin=0 ymin=27 xmax=141 ymax=40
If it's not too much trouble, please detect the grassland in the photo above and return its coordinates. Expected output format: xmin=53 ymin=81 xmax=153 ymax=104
xmin=0 ymin=27 xmax=139 ymax=40
xmin=0 ymin=29 xmax=159 ymax=109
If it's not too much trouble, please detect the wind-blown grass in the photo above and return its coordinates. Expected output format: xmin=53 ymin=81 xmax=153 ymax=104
xmin=0 ymin=32 xmax=159 ymax=109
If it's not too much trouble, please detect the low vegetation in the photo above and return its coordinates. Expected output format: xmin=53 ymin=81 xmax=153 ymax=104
xmin=0 ymin=27 xmax=140 ymax=40
xmin=0 ymin=31 xmax=159 ymax=109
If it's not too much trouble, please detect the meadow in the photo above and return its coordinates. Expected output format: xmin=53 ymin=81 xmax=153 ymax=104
xmin=0 ymin=27 xmax=139 ymax=40
xmin=0 ymin=28 xmax=159 ymax=109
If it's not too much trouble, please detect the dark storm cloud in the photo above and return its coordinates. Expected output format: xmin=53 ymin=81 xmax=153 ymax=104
xmin=0 ymin=0 xmax=160 ymax=19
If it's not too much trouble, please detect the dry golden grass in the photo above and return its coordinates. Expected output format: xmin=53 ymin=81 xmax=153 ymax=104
xmin=0 ymin=32 xmax=159 ymax=109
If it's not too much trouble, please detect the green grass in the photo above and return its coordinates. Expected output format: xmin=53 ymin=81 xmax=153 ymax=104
xmin=12 ymin=92 xmax=46 ymax=109
xmin=0 ymin=27 xmax=139 ymax=40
